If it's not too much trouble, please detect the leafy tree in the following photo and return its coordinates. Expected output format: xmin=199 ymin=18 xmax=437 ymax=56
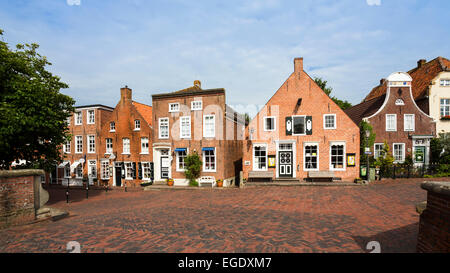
xmin=374 ymin=140 xmax=395 ymax=176
xmin=244 ymin=113 xmax=250 ymax=126
xmin=359 ymin=120 xmax=376 ymax=165
xmin=430 ymin=132 xmax=450 ymax=164
xmin=314 ymin=77 xmax=353 ymax=110
xmin=184 ymin=152 xmax=202 ymax=186
xmin=0 ymin=29 xmax=75 ymax=172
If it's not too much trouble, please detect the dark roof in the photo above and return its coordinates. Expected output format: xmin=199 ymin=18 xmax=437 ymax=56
xmin=364 ymin=56 xmax=450 ymax=102
xmin=344 ymin=94 xmax=386 ymax=125
xmin=152 ymin=83 xmax=224 ymax=99
xmin=74 ymin=104 xmax=114 ymax=111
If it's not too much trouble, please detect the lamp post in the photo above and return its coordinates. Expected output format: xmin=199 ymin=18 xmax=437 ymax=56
xmin=365 ymin=129 xmax=371 ymax=182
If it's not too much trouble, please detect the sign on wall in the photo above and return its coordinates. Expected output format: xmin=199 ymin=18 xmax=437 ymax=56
xmin=268 ymin=155 xmax=276 ymax=168
xmin=347 ymin=153 xmax=356 ymax=167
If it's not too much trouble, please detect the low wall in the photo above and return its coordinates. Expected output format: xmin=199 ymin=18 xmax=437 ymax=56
xmin=0 ymin=169 xmax=45 ymax=229
xmin=417 ymin=181 xmax=450 ymax=253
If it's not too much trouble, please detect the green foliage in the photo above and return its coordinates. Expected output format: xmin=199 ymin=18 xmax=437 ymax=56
xmin=244 ymin=113 xmax=250 ymax=126
xmin=374 ymin=140 xmax=395 ymax=176
xmin=359 ymin=120 xmax=376 ymax=164
xmin=430 ymin=133 xmax=450 ymax=164
xmin=404 ymin=155 xmax=413 ymax=166
xmin=184 ymin=152 xmax=202 ymax=186
xmin=0 ymin=29 xmax=75 ymax=172
xmin=314 ymin=77 xmax=353 ymax=110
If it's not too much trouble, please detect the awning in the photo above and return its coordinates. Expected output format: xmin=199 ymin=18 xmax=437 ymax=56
xmin=58 ymin=161 xmax=69 ymax=168
xmin=202 ymin=147 xmax=214 ymax=151
xmin=174 ymin=148 xmax=187 ymax=152
xmin=70 ymin=161 xmax=81 ymax=173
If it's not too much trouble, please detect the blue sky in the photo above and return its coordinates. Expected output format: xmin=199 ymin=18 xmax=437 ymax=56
xmin=1 ymin=0 xmax=449 ymax=117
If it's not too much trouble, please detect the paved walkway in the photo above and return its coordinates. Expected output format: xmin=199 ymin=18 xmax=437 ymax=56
xmin=1 ymin=178 xmax=447 ymax=253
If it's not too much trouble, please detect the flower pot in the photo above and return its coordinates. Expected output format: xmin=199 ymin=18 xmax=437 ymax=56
xmin=216 ymin=180 xmax=223 ymax=187
xmin=167 ymin=179 xmax=174 ymax=186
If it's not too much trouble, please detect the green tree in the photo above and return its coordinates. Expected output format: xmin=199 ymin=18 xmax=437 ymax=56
xmin=0 ymin=29 xmax=75 ymax=172
xmin=184 ymin=152 xmax=202 ymax=186
xmin=359 ymin=120 xmax=376 ymax=165
xmin=314 ymin=77 xmax=353 ymax=110
xmin=244 ymin=113 xmax=250 ymax=126
xmin=374 ymin=140 xmax=395 ymax=176
xmin=431 ymin=132 xmax=450 ymax=164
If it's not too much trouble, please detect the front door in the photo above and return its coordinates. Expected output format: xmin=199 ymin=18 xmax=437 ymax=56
xmin=278 ymin=151 xmax=293 ymax=177
xmin=414 ymin=146 xmax=426 ymax=164
xmin=160 ymin=149 xmax=170 ymax=179
xmin=115 ymin=163 xmax=122 ymax=187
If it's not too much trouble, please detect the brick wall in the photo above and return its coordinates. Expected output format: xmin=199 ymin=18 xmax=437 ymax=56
xmin=0 ymin=170 xmax=44 ymax=229
xmin=417 ymin=181 xmax=450 ymax=252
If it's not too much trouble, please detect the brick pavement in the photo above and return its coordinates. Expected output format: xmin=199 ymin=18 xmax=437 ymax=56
xmin=0 ymin=178 xmax=448 ymax=253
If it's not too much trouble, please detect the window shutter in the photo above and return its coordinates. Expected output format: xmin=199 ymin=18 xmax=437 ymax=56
xmin=150 ymin=162 xmax=154 ymax=180
xmin=138 ymin=162 xmax=142 ymax=179
xmin=132 ymin=162 xmax=137 ymax=179
xmin=285 ymin=117 xmax=292 ymax=135
xmin=306 ymin=116 xmax=313 ymax=135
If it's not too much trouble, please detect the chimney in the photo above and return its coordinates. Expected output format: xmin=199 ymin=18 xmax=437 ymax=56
xmin=380 ymin=78 xmax=386 ymax=85
xmin=294 ymin=57 xmax=303 ymax=74
xmin=417 ymin=59 xmax=426 ymax=68
xmin=194 ymin=80 xmax=201 ymax=88
xmin=120 ymin=85 xmax=132 ymax=102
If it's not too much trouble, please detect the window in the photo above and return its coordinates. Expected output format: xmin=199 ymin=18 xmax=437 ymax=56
xmin=87 ymin=135 xmax=95 ymax=153
xmin=203 ymin=148 xmax=216 ymax=172
xmin=374 ymin=143 xmax=384 ymax=159
xmin=124 ymin=162 xmax=133 ymax=179
xmin=191 ymin=101 xmax=202 ymax=110
xmin=134 ymin=120 xmax=140 ymax=130
xmin=141 ymin=137 xmax=149 ymax=154
xmin=159 ymin=118 xmax=169 ymax=139
xmin=75 ymin=112 xmax=82 ymax=125
xmin=330 ymin=142 xmax=345 ymax=170
xmin=87 ymin=110 xmax=95 ymax=124
xmin=75 ymin=164 xmax=83 ymax=178
xmin=293 ymin=116 xmax=305 ymax=135
xmin=122 ymin=138 xmax=130 ymax=154
xmin=404 ymin=114 xmax=415 ymax=131
xmin=106 ymin=138 xmax=113 ymax=154
xmin=180 ymin=116 xmax=191 ymax=138
xmin=67 ymin=116 xmax=71 ymax=126
xmin=323 ymin=114 xmax=336 ymax=129
xmin=169 ymin=103 xmax=180 ymax=112
xmin=63 ymin=140 xmax=71 ymax=153
xmin=264 ymin=117 xmax=276 ymax=131
xmin=440 ymin=79 xmax=450 ymax=86
xmin=75 ymin=135 xmax=83 ymax=153
xmin=440 ymin=99 xmax=450 ymax=117
xmin=101 ymin=160 xmax=110 ymax=180
xmin=393 ymin=143 xmax=405 ymax=163
xmin=64 ymin=162 xmax=71 ymax=178
xmin=176 ymin=149 xmax=187 ymax=171
xmin=304 ymin=143 xmax=319 ymax=170
xmin=88 ymin=160 xmax=97 ymax=179
xmin=142 ymin=162 xmax=152 ymax=180
xmin=110 ymin=122 xmax=116 ymax=132
xmin=386 ymin=114 xmax=397 ymax=131
xmin=203 ymin=115 xmax=215 ymax=138
xmin=253 ymin=144 xmax=267 ymax=171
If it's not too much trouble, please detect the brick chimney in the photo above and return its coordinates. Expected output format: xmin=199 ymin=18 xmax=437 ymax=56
xmin=294 ymin=57 xmax=303 ymax=74
xmin=194 ymin=80 xmax=201 ymax=88
xmin=417 ymin=59 xmax=426 ymax=68
xmin=380 ymin=78 xmax=386 ymax=85
xmin=120 ymin=85 xmax=132 ymax=102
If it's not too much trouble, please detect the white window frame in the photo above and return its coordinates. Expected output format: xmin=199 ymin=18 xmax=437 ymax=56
xmin=393 ymin=143 xmax=405 ymax=163
xmin=191 ymin=101 xmax=203 ymax=111
xmin=180 ymin=116 xmax=191 ymax=139
xmin=386 ymin=114 xmax=397 ymax=131
xmin=440 ymin=99 xmax=450 ymax=117
xmin=203 ymin=115 xmax=215 ymax=138
xmin=142 ymin=162 xmax=152 ymax=180
xmin=169 ymin=103 xmax=180 ymax=113
xmin=374 ymin=143 xmax=384 ymax=159
xmin=67 ymin=116 xmax=71 ymax=126
xmin=330 ymin=142 xmax=346 ymax=171
xmin=64 ymin=161 xmax=71 ymax=178
xmin=263 ymin=116 xmax=276 ymax=132
xmin=134 ymin=119 xmax=141 ymax=131
xmin=100 ymin=160 xmax=110 ymax=180
xmin=176 ymin=149 xmax=188 ymax=172
xmin=159 ymin=118 xmax=169 ymax=139
xmin=122 ymin=138 xmax=130 ymax=154
xmin=63 ymin=140 xmax=71 ymax=154
xmin=202 ymin=147 xmax=216 ymax=172
xmin=440 ymin=79 xmax=450 ymax=87
xmin=124 ymin=162 xmax=133 ymax=180
xmin=106 ymin=138 xmax=113 ymax=154
xmin=88 ymin=160 xmax=97 ymax=179
xmin=404 ymin=114 xmax=415 ymax=131
xmin=75 ymin=135 xmax=83 ymax=154
xmin=87 ymin=135 xmax=95 ymax=153
xmin=140 ymin=137 xmax=149 ymax=154
xmin=110 ymin=122 xmax=116 ymax=132
xmin=304 ymin=142 xmax=319 ymax=171
xmin=252 ymin=143 xmax=268 ymax=171
xmin=87 ymin=109 xmax=95 ymax=124
xmin=323 ymin=114 xmax=336 ymax=130
xmin=75 ymin=163 xmax=83 ymax=178
xmin=292 ymin=115 xmax=306 ymax=136
xmin=75 ymin=112 xmax=82 ymax=125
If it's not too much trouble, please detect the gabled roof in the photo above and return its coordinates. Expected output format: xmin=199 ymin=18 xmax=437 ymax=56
xmin=152 ymin=81 xmax=224 ymax=99
xmin=364 ymin=56 xmax=450 ymax=102
xmin=344 ymin=94 xmax=386 ymax=125
xmin=132 ymin=101 xmax=152 ymax=126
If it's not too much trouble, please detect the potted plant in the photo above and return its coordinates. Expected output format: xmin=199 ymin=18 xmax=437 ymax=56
xmin=167 ymin=178 xmax=174 ymax=186
xmin=140 ymin=181 xmax=152 ymax=187
xmin=216 ymin=179 xmax=223 ymax=187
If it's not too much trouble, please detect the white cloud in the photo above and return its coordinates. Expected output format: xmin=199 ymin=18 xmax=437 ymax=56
xmin=366 ymin=0 xmax=381 ymax=6
xmin=67 ymin=0 xmax=81 ymax=6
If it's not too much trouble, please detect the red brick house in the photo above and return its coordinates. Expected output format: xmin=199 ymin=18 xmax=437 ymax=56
xmin=99 ymin=86 xmax=153 ymax=187
xmin=57 ymin=104 xmax=114 ymax=186
xmin=151 ymin=80 xmax=245 ymax=186
xmin=345 ymin=72 xmax=436 ymax=166
xmin=243 ymin=58 xmax=360 ymax=182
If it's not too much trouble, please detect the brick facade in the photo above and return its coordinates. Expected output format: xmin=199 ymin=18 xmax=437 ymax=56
xmin=243 ymin=58 xmax=360 ymax=181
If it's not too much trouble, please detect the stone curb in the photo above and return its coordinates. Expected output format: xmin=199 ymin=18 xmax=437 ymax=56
xmin=244 ymin=182 xmax=366 ymax=187
xmin=144 ymin=186 xmax=234 ymax=191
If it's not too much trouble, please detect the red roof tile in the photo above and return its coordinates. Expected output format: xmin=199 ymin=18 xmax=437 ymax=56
xmin=132 ymin=101 xmax=152 ymax=126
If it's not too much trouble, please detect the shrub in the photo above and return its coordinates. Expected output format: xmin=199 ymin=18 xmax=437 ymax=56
xmin=184 ymin=152 xmax=202 ymax=186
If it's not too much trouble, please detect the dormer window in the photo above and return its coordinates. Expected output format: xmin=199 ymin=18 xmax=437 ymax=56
xmin=169 ymin=103 xmax=180 ymax=112
xmin=110 ymin=122 xmax=116 ymax=132
xmin=134 ymin=119 xmax=141 ymax=130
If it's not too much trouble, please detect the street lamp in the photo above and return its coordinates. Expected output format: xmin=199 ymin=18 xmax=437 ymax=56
xmin=365 ymin=129 xmax=371 ymax=182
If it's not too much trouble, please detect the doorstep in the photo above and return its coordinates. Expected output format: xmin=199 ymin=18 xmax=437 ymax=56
xmin=143 ymin=185 xmax=233 ymax=191
xmin=244 ymin=181 xmax=366 ymax=187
